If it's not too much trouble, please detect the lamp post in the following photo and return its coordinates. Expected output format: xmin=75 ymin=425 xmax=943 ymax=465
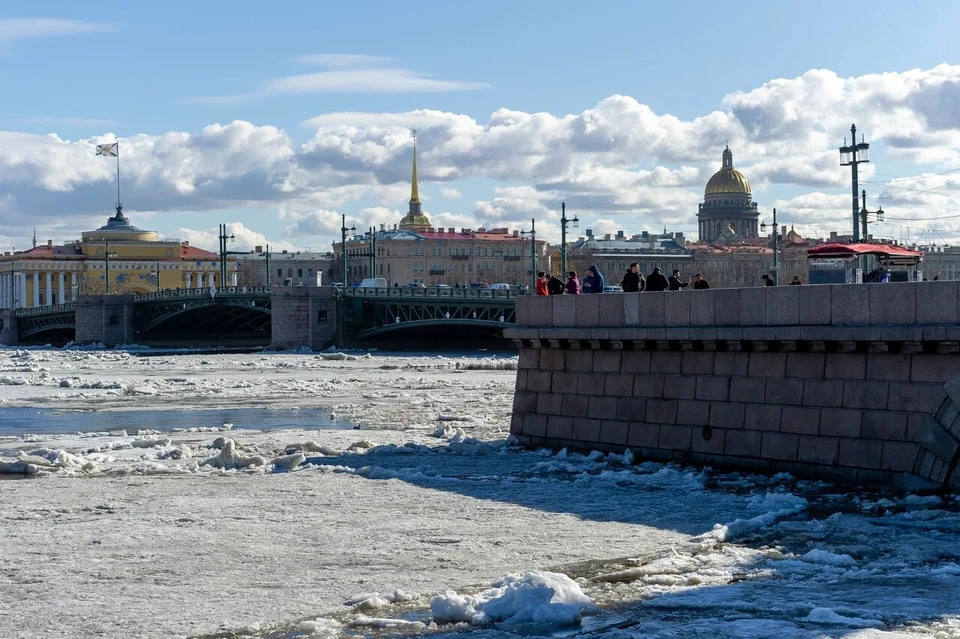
xmin=859 ymin=189 xmax=884 ymax=241
xmin=218 ymin=224 xmax=235 ymax=289
xmin=153 ymin=262 xmax=161 ymax=293
xmin=559 ymin=201 xmax=579 ymax=277
xmin=520 ymin=218 xmax=537 ymax=292
xmin=760 ymin=208 xmax=779 ymax=286
xmin=102 ymin=240 xmax=118 ymax=294
xmin=839 ymin=124 xmax=870 ymax=242
xmin=341 ymin=214 xmax=355 ymax=286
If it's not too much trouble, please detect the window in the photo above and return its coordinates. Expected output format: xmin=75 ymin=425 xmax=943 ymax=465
xmin=317 ymin=310 xmax=328 ymax=322
xmin=277 ymin=268 xmax=282 ymax=277
xmin=298 ymin=269 xmax=303 ymax=277
xmin=108 ymin=315 xmax=119 ymax=326
xmin=287 ymin=268 xmax=293 ymax=277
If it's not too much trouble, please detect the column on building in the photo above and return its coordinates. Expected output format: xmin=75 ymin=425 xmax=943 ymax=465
xmin=46 ymin=271 xmax=53 ymax=306
xmin=32 ymin=271 xmax=39 ymax=307
xmin=231 ymin=272 xmax=237 ymax=286
xmin=1 ymin=272 xmax=7 ymax=309
xmin=58 ymin=272 xmax=65 ymax=304
xmin=197 ymin=272 xmax=204 ymax=289
xmin=186 ymin=272 xmax=192 ymax=289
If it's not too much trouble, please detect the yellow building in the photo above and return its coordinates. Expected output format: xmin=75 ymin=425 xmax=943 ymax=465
xmin=0 ymin=210 xmax=237 ymax=309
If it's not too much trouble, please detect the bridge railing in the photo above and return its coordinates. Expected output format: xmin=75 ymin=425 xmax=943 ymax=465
xmin=134 ymin=286 xmax=271 ymax=302
xmin=14 ymin=302 xmax=76 ymax=317
xmin=339 ymin=287 xmax=521 ymax=301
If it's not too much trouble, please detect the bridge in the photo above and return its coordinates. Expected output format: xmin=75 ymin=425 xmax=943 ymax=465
xmin=0 ymin=286 xmax=520 ymax=348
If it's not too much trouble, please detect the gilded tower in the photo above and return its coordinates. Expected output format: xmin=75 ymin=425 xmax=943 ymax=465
xmin=696 ymin=146 xmax=759 ymax=243
xmin=398 ymin=131 xmax=432 ymax=231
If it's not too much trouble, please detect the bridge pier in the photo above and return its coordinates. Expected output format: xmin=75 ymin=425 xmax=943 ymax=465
xmin=270 ymin=286 xmax=338 ymax=350
xmin=506 ymin=282 xmax=960 ymax=492
xmin=0 ymin=309 xmax=17 ymax=345
xmin=75 ymin=295 xmax=136 ymax=346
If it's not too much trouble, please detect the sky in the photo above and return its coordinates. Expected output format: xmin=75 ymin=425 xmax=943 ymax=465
xmin=3 ymin=0 xmax=960 ymax=253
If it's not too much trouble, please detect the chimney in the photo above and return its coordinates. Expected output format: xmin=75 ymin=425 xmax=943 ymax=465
xmin=604 ymin=233 xmax=611 ymax=241
xmin=616 ymin=231 xmax=624 ymax=239
xmin=255 ymin=245 xmax=263 ymax=253
xmin=380 ymin=223 xmax=385 ymax=231
xmin=513 ymin=230 xmax=519 ymax=238
xmin=586 ymin=229 xmax=593 ymax=238
xmin=183 ymin=241 xmax=189 ymax=247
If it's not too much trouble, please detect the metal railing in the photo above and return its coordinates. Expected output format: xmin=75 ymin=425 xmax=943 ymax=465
xmin=14 ymin=302 xmax=76 ymax=317
xmin=134 ymin=286 xmax=271 ymax=302
xmin=339 ymin=286 xmax=521 ymax=300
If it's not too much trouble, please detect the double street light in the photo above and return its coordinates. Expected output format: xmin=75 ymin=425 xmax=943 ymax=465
xmin=218 ymin=224 xmax=235 ymax=288
xmin=559 ymin=202 xmax=579 ymax=277
xmin=102 ymin=239 xmax=118 ymax=295
xmin=341 ymin=214 xmax=355 ymax=286
xmin=860 ymin=189 xmax=884 ymax=241
xmin=760 ymin=208 xmax=779 ymax=286
xmin=520 ymin=218 xmax=537 ymax=292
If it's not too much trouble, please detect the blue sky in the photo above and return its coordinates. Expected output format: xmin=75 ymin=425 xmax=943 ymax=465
xmin=3 ymin=1 xmax=960 ymax=252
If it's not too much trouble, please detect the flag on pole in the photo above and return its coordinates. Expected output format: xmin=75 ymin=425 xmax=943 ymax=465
xmin=96 ymin=142 xmax=118 ymax=157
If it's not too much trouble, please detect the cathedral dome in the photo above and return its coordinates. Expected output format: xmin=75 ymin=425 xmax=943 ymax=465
xmin=704 ymin=146 xmax=751 ymax=195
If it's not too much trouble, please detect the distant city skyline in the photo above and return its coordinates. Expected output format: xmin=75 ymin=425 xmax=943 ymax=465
xmin=3 ymin=1 xmax=960 ymax=253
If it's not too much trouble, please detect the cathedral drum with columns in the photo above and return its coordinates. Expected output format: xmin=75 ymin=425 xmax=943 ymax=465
xmin=697 ymin=146 xmax=759 ymax=243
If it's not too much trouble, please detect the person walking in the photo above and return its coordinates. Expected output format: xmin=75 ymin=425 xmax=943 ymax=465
xmin=668 ymin=269 xmax=689 ymax=291
xmin=646 ymin=267 xmax=669 ymax=292
xmin=789 ymin=275 xmax=802 ymax=285
xmin=692 ymin=273 xmax=710 ymax=289
xmin=621 ymin=262 xmax=644 ymax=292
xmin=536 ymin=271 xmax=548 ymax=295
xmin=566 ymin=270 xmax=580 ymax=294
xmin=583 ymin=265 xmax=604 ymax=293
xmin=761 ymin=274 xmax=775 ymax=286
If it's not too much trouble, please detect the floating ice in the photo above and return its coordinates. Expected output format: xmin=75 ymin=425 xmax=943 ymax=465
xmin=431 ymin=570 xmax=596 ymax=628
xmin=201 ymin=439 xmax=266 ymax=470
xmin=805 ymin=607 xmax=884 ymax=628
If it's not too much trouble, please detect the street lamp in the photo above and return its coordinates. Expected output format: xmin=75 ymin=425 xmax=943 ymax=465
xmin=341 ymin=214 xmax=355 ymax=286
xmin=101 ymin=239 xmax=119 ymax=295
xmin=520 ymin=218 xmax=537 ymax=293
xmin=153 ymin=261 xmax=161 ymax=293
xmin=859 ymin=189 xmax=884 ymax=241
xmin=218 ymin=224 xmax=235 ymax=289
xmin=839 ymin=124 xmax=870 ymax=242
xmin=559 ymin=201 xmax=579 ymax=277
xmin=760 ymin=208 xmax=779 ymax=286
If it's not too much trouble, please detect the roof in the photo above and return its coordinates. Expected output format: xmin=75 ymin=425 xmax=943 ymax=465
xmin=181 ymin=246 xmax=220 ymax=260
xmin=705 ymin=147 xmax=751 ymax=195
xmin=13 ymin=244 xmax=82 ymax=258
xmin=807 ymin=243 xmax=923 ymax=259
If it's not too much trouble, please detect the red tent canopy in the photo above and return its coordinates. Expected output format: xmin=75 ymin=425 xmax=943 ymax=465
xmin=807 ymin=243 xmax=923 ymax=260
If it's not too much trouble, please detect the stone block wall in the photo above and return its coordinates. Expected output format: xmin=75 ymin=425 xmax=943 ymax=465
xmin=0 ymin=309 xmax=17 ymax=345
xmin=270 ymin=286 xmax=337 ymax=350
xmin=506 ymin=282 xmax=960 ymax=492
xmin=75 ymin=295 xmax=136 ymax=346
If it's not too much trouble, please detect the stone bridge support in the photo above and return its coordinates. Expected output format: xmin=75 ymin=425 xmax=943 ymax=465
xmin=506 ymin=282 xmax=960 ymax=492
xmin=75 ymin=295 xmax=136 ymax=346
xmin=270 ymin=286 xmax=338 ymax=350
xmin=0 ymin=309 xmax=17 ymax=345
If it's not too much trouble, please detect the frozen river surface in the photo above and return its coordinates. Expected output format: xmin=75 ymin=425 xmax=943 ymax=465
xmin=1 ymin=347 xmax=959 ymax=638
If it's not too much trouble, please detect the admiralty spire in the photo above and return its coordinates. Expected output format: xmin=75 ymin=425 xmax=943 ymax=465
xmin=398 ymin=130 xmax=432 ymax=232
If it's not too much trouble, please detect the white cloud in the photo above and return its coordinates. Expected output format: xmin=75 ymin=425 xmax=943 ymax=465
xmin=188 ymin=57 xmax=488 ymax=104
xmin=0 ymin=18 xmax=112 ymax=52
xmin=293 ymin=54 xmax=395 ymax=68
xmin=7 ymin=64 xmax=960 ymax=250
xmin=178 ymin=222 xmax=296 ymax=253
xmin=439 ymin=187 xmax=462 ymax=198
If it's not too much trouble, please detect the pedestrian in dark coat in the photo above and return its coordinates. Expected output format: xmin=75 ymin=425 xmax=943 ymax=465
xmin=583 ymin=265 xmax=604 ymax=293
xmin=646 ymin=267 xmax=669 ymax=292
xmin=547 ymin=275 xmax=565 ymax=295
xmin=693 ymin=273 xmax=710 ymax=289
xmin=621 ymin=263 xmax=643 ymax=292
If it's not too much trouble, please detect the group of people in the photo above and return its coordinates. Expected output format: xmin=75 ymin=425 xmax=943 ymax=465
xmin=535 ymin=264 xmax=810 ymax=295
xmin=535 ymin=265 xmax=606 ymax=295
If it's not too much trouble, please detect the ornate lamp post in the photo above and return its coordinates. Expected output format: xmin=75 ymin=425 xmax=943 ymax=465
xmin=520 ymin=218 xmax=537 ymax=293
xmin=860 ymin=189 xmax=884 ymax=241
xmin=839 ymin=124 xmax=870 ymax=242
xmin=760 ymin=208 xmax=779 ymax=286
xmin=341 ymin=214 xmax=355 ymax=286
xmin=559 ymin=201 xmax=579 ymax=277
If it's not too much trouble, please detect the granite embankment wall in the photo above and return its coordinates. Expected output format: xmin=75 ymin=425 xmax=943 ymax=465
xmin=504 ymin=282 xmax=960 ymax=492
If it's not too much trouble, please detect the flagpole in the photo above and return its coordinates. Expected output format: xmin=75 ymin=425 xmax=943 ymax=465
xmin=115 ymin=142 xmax=122 ymax=215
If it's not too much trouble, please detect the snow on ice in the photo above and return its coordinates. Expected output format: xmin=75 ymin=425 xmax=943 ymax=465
xmin=0 ymin=347 xmax=959 ymax=638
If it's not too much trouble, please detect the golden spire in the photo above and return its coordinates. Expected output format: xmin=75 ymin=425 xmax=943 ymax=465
xmin=410 ymin=129 xmax=420 ymax=205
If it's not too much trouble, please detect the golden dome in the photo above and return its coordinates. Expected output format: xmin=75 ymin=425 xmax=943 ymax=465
xmin=704 ymin=146 xmax=751 ymax=195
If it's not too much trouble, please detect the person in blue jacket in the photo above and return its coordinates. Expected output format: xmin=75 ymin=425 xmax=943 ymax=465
xmin=584 ymin=264 xmax=604 ymax=293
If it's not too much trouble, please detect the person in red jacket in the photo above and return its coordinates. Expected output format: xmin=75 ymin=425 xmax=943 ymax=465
xmin=535 ymin=271 xmax=548 ymax=295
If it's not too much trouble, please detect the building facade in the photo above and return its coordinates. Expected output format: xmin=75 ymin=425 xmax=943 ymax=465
xmin=0 ymin=210 xmax=237 ymax=309
xmin=697 ymin=146 xmax=760 ymax=243
xmin=237 ymin=248 xmax=334 ymax=287
xmin=332 ymin=137 xmax=548 ymax=287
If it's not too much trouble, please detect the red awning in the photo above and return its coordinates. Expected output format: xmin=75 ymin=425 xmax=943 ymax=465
xmin=807 ymin=243 xmax=923 ymax=260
